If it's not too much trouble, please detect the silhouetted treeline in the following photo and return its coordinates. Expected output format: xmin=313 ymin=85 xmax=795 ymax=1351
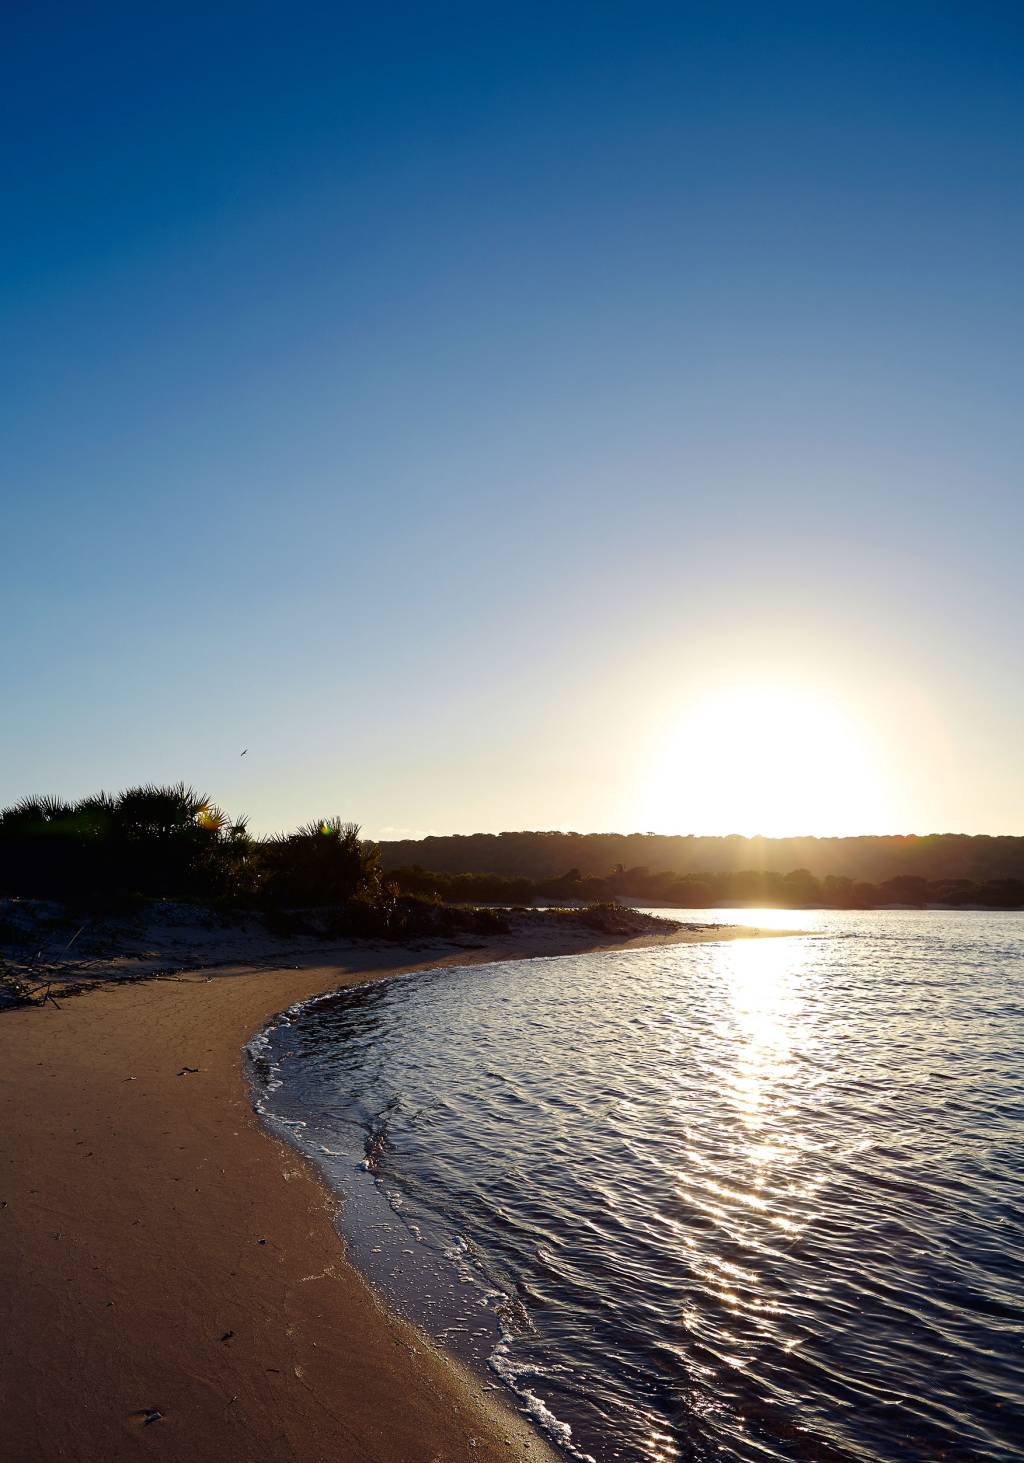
xmin=380 ymin=831 xmax=1024 ymax=885
xmin=391 ymin=863 xmax=1024 ymax=909
xmin=6 ymin=792 xmax=1022 ymax=917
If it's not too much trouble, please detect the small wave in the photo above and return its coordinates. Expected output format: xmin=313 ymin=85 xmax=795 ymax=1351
xmin=490 ymin=1334 xmax=596 ymax=1463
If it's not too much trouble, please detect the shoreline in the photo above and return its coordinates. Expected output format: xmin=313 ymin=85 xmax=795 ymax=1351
xmin=0 ymin=920 xmax=792 ymax=1462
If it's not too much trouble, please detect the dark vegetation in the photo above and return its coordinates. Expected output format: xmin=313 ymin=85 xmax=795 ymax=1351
xmin=392 ymin=862 xmax=1024 ymax=910
xmin=0 ymin=790 xmax=694 ymax=1008
xmin=381 ymin=830 xmax=1024 ymax=887
xmin=0 ymin=785 xmax=507 ymax=941
xmin=3 ymin=791 xmax=1020 ymax=929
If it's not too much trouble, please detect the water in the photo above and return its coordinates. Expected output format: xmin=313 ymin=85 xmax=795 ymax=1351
xmin=250 ymin=911 xmax=1024 ymax=1461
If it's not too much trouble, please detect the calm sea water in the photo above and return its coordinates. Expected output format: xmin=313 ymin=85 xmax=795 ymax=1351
xmin=250 ymin=911 xmax=1024 ymax=1462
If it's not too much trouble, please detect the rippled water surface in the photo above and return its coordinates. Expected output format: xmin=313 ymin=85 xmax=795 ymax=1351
xmin=252 ymin=912 xmax=1024 ymax=1461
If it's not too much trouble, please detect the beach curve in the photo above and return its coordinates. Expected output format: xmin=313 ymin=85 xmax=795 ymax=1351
xmin=0 ymin=922 xmax=789 ymax=1462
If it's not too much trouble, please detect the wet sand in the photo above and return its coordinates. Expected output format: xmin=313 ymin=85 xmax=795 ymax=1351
xmin=0 ymin=922 xmax=785 ymax=1462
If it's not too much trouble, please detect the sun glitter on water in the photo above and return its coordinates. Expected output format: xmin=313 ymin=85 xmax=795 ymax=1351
xmin=643 ymin=682 xmax=890 ymax=837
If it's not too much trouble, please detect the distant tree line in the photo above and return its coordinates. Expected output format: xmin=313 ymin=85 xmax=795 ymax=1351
xmin=380 ymin=830 xmax=1024 ymax=885
xmin=391 ymin=862 xmax=1024 ymax=909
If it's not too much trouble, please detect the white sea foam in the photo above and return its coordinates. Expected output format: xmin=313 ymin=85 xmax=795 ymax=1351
xmin=489 ymin=1335 xmax=595 ymax=1462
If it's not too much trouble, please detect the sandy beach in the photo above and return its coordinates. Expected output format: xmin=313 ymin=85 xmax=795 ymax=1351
xmin=0 ymin=919 xmax=783 ymax=1463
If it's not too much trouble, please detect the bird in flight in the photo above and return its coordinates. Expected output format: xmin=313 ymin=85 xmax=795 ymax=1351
xmin=240 ymin=749 xmax=248 ymax=757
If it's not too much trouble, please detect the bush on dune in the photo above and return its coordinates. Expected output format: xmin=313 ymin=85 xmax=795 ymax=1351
xmin=261 ymin=818 xmax=382 ymax=907
xmin=0 ymin=786 xmax=370 ymax=911
xmin=0 ymin=785 xmax=656 ymax=942
xmin=0 ymin=784 xmax=262 ymax=904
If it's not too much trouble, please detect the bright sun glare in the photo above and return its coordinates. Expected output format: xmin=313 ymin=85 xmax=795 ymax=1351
xmin=645 ymin=683 xmax=890 ymax=837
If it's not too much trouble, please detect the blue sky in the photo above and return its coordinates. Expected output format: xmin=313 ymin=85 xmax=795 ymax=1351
xmin=3 ymin=3 xmax=1023 ymax=836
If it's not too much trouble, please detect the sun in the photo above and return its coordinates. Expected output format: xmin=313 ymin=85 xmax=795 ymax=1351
xmin=641 ymin=682 xmax=891 ymax=837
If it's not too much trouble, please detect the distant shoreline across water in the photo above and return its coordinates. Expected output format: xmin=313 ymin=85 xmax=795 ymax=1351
xmin=386 ymin=862 xmax=1024 ymax=912
xmin=380 ymin=830 xmax=1024 ymax=909
xmin=379 ymin=829 xmax=1024 ymax=882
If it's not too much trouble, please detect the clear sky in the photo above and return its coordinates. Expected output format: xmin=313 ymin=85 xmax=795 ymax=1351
xmin=3 ymin=2 xmax=1023 ymax=838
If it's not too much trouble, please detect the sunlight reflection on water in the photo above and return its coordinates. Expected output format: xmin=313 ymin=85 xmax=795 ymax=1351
xmin=255 ymin=911 xmax=1024 ymax=1462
